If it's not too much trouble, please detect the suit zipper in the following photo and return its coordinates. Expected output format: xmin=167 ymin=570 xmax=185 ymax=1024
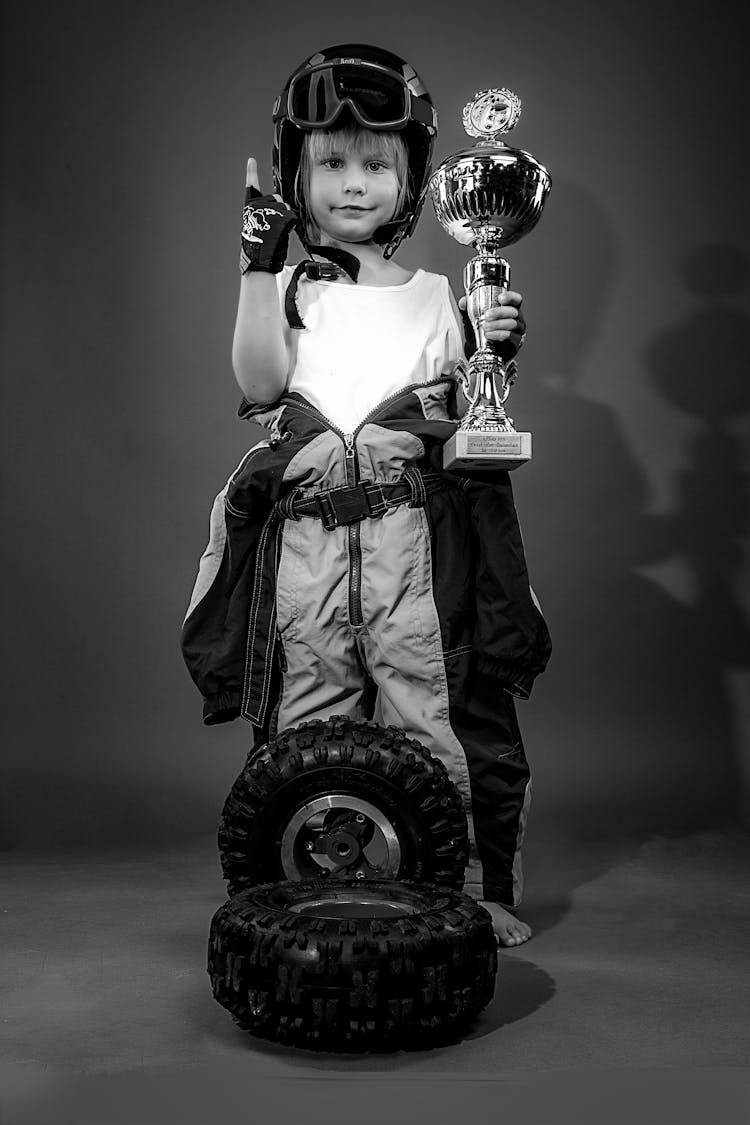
xmin=344 ymin=432 xmax=364 ymax=627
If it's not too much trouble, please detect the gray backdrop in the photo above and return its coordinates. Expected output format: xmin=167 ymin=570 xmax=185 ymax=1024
xmin=2 ymin=0 xmax=748 ymax=851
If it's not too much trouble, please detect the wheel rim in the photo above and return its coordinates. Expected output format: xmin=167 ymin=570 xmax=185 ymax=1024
xmin=288 ymin=891 xmax=421 ymax=918
xmin=279 ymin=793 xmax=402 ymax=881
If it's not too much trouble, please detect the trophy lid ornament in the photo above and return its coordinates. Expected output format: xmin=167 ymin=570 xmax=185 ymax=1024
xmin=462 ymin=88 xmax=522 ymax=142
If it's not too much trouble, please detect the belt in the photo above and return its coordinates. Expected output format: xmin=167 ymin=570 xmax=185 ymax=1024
xmin=276 ymin=468 xmax=444 ymax=532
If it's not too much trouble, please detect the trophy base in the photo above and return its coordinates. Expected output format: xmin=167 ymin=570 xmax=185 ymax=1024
xmin=443 ymin=429 xmax=532 ymax=471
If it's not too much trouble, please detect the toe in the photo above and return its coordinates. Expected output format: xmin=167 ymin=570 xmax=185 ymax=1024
xmin=502 ymin=922 xmax=532 ymax=947
xmin=479 ymin=901 xmax=532 ymax=947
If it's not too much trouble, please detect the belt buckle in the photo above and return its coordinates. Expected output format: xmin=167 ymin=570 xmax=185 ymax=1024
xmin=317 ymin=483 xmax=373 ymax=529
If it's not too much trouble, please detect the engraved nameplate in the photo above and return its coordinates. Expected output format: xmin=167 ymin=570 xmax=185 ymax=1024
xmin=443 ymin=430 xmax=532 ymax=471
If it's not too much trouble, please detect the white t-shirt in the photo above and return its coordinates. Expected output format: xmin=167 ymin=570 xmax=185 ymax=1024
xmin=276 ymin=265 xmax=464 ymax=434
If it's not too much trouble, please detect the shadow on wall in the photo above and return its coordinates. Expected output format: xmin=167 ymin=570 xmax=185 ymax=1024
xmin=645 ymin=243 xmax=750 ymax=809
xmin=519 ymin=186 xmax=746 ymax=847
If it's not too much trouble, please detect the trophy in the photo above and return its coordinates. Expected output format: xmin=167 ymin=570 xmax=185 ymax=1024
xmin=429 ymin=88 xmax=551 ymax=470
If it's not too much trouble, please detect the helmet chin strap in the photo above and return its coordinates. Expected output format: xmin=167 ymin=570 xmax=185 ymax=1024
xmin=284 ymin=243 xmax=361 ymax=329
xmin=305 ymin=243 xmax=361 ymax=280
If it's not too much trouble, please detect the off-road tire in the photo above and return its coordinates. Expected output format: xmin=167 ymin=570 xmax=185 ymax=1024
xmin=219 ymin=717 xmax=469 ymax=894
xmin=208 ymin=878 xmax=497 ymax=1051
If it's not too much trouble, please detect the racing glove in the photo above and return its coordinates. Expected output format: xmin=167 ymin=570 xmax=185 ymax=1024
xmin=239 ymin=185 xmax=299 ymax=275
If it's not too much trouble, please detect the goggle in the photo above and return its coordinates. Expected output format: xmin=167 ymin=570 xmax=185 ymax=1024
xmin=279 ymin=58 xmax=436 ymax=133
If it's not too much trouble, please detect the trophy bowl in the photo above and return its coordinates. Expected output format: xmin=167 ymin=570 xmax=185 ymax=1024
xmin=429 ymin=145 xmax=551 ymax=250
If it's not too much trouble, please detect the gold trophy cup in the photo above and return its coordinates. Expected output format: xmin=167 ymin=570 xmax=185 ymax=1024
xmin=429 ymin=89 xmax=551 ymax=470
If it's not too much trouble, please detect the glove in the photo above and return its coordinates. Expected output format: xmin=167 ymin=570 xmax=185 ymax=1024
xmin=239 ymin=185 xmax=299 ymax=275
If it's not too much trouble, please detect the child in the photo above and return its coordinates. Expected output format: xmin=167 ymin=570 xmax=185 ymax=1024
xmin=182 ymin=44 xmax=551 ymax=946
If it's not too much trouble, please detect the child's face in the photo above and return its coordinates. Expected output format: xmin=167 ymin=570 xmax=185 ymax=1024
xmin=307 ymin=144 xmax=400 ymax=246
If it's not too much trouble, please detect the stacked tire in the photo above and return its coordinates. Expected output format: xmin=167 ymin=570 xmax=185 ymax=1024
xmin=208 ymin=716 xmax=497 ymax=1050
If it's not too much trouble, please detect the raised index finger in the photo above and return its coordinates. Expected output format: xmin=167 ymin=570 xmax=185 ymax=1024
xmin=246 ymin=157 xmax=261 ymax=191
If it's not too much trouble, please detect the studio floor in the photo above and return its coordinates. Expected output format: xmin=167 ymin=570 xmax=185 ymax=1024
xmin=2 ymin=825 xmax=748 ymax=1125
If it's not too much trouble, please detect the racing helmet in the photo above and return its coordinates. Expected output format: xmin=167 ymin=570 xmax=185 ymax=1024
xmin=272 ymin=44 xmax=438 ymax=258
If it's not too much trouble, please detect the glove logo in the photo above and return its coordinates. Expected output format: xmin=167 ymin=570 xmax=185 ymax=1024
xmin=242 ymin=205 xmax=285 ymax=244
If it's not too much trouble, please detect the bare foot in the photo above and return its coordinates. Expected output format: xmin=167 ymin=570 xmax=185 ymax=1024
xmin=478 ymin=900 xmax=532 ymax=947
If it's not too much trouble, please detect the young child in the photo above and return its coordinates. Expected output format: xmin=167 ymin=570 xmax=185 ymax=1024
xmin=182 ymin=44 xmax=551 ymax=946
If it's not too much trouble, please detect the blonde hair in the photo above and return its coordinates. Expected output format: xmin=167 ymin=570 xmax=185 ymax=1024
xmin=294 ymin=125 xmax=413 ymax=243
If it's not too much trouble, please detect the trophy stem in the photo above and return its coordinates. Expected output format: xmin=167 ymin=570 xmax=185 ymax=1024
xmin=459 ymin=250 xmax=521 ymax=433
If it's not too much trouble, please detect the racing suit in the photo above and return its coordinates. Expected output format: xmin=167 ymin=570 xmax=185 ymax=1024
xmin=181 ymin=376 xmax=551 ymax=906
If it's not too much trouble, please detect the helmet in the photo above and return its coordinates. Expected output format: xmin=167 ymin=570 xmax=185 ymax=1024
xmin=272 ymin=44 xmax=437 ymax=258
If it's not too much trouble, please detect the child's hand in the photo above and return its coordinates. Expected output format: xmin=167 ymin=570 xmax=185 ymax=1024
xmin=240 ymin=156 xmax=299 ymax=275
xmin=458 ymin=291 xmax=526 ymax=348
